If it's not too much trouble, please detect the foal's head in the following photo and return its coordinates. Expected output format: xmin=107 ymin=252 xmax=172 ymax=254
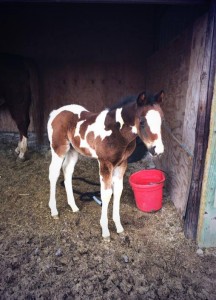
xmin=134 ymin=91 xmax=164 ymax=156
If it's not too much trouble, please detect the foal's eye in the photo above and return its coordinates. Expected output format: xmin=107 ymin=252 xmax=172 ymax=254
xmin=140 ymin=119 xmax=146 ymax=127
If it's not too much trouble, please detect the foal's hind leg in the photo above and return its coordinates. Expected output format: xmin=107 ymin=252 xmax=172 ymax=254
xmin=49 ymin=150 xmax=64 ymax=218
xmin=112 ymin=161 xmax=127 ymax=234
xmin=62 ymin=149 xmax=79 ymax=213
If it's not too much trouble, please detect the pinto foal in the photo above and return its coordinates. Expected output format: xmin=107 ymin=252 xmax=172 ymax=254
xmin=47 ymin=91 xmax=164 ymax=240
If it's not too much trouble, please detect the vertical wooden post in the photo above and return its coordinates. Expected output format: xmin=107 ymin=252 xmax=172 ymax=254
xmin=184 ymin=0 xmax=216 ymax=239
xmin=197 ymin=78 xmax=216 ymax=247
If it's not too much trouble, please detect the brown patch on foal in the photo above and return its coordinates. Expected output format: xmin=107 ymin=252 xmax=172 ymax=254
xmin=78 ymin=111 xmax=97 ymax=140
xmin=99 ymin=160 xmax=114 ymax=189
xmin=51 ymin=110 xmax=78 ymax=156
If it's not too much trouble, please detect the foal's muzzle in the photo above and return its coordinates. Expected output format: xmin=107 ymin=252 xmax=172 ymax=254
xmin=149 ymin=144 xmax=164 ymax=157
xmin=149 ymin=146 xmax=157 ymax=157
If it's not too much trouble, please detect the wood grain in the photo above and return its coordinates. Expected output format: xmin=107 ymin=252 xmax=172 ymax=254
xmin=185 ymin=2 xmax=216 ymax=240
xmin=146 ymin=14 xmax=207 ymax=215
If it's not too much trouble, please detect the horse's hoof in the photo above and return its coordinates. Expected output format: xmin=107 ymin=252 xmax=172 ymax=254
xmin=52 ymin=215 xmax=59 ymax=220
xmin=73 ymin=208 xmax=80 ymax=213
xmin=16 ymin=156 xmax=26 ymax=162
xmin=119 ymin=232 xmax=130 ymax=244
xmin=119 ymin=233 xmax=126 ymax=242
xmin=103 ymin=236 xmax=111 ymax=243
xmin=117 ymin=226 xmax=124 ymax=235
xmin=118 ymin=229 xmax=125 ymax=235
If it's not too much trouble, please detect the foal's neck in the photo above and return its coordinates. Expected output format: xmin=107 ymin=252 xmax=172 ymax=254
xmin=106 ymin=104 xmax=138 ymax=143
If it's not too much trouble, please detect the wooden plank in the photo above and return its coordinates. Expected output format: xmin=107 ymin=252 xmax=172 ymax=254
xmin=182 ymin=16 xmax=208 ymax=159
xmin=197 ymin=78 xmax=216 ymax=247
xmin=184 ymin=0 xmax=216 ymax=240
xmin=146 ymin=14 xmax=207 ymax=214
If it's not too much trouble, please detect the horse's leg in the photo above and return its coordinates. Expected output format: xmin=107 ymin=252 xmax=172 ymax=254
xmin=62 ymin=149 xmax=79 ymax=212
xmin=49 ymin=150 xmax=64 ymax=218
xmin=16 ymin=109 xmax=30 ymax=160
xmin=9 ymin=101 xmax=30 ymax=160
xmin=15 ymin=135 xmax=28 ymax=160
xmin=112 ymin=160 xmax=127 ymax=234
xmin=99 ymin=160 xmax=113 ymax=241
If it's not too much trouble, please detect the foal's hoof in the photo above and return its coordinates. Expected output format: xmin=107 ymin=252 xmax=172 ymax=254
xmin=52 ymin=215 xmax=59 ymax=220
xmin=118 ymin=230 xmax=125 ymax=236
xmin=118 ymin=230 xmax=126 ymax=241
xmin=103 ymin=236 xmax=111 ymax=243
xmin=73 ymin=207 xmax=80 ymax=213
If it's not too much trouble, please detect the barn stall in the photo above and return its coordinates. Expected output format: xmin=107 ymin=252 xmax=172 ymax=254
xmin=0 ymin=1 xmax=216 ymax=298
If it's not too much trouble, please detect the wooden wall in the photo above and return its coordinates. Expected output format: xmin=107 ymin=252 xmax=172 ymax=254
xmin=41 ymin=60 xmax=146 ymax=122
xmin=0 ymin=4 xmax=153 ymax=132
xmin=146 ymin=14 xmax=207 ymax=214
xmin=0 ymin=60 xmax=146 ymax=132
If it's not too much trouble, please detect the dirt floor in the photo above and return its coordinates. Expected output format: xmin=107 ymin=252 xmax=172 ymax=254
xmin=0 ymin=141 xmax=216 ymax=300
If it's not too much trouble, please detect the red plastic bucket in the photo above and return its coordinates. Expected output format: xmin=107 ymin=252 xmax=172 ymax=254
xmin=129 ymin=169 xmax=165 ymax=212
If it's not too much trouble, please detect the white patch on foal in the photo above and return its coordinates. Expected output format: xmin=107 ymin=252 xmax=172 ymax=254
xmin=146 ymin=109 xmax=164 ymax=155
xmin=131 ymin=126 xmax=137 ymax=134
xmin=89 ymin=110 xmax=112 ymax=140
xmin=146 ymin=110 xmax=161 ymax=134
xmin=49 ymin=104 xmax=87 ymax=121
xmin=74 ymin=109 xmax=112 ymax=158
xmin=115 ymin=108 xmax=124 ymax=129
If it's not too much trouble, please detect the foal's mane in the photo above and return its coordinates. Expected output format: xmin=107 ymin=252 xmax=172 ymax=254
xmin=108 ymin=92 xmax=156 ymax=111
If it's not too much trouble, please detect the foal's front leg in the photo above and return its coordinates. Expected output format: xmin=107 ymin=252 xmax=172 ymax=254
xmin=112 ymin=161 xmax=127 ymax=234
xmin=99 ymin=161 xmax=113 ymax=241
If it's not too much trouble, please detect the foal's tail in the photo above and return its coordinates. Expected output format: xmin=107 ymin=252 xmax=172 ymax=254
xmin=26 ymin=59 xmax=44 ymax=144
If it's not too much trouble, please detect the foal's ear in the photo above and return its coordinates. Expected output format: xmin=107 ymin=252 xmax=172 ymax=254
xmin=155 ymin=90 xmax=165 ymax=104
xmin=137 ymin=92 xmax=147 ymax=106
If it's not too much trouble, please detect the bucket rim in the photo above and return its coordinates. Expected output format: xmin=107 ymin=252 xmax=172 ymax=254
xmin=129 ymin=169 xmax=165 ymax=187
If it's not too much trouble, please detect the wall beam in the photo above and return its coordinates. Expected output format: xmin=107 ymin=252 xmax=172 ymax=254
xmin=184 ymin=0 xmax=216 ymax=240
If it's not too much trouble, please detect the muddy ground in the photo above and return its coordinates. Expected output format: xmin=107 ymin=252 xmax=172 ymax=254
xmin=0 ymin=141 xmax=216 ymax=300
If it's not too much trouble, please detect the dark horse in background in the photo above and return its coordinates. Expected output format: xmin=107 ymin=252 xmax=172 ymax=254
xmin=0 ymin=53 xmax=43 ymax=160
